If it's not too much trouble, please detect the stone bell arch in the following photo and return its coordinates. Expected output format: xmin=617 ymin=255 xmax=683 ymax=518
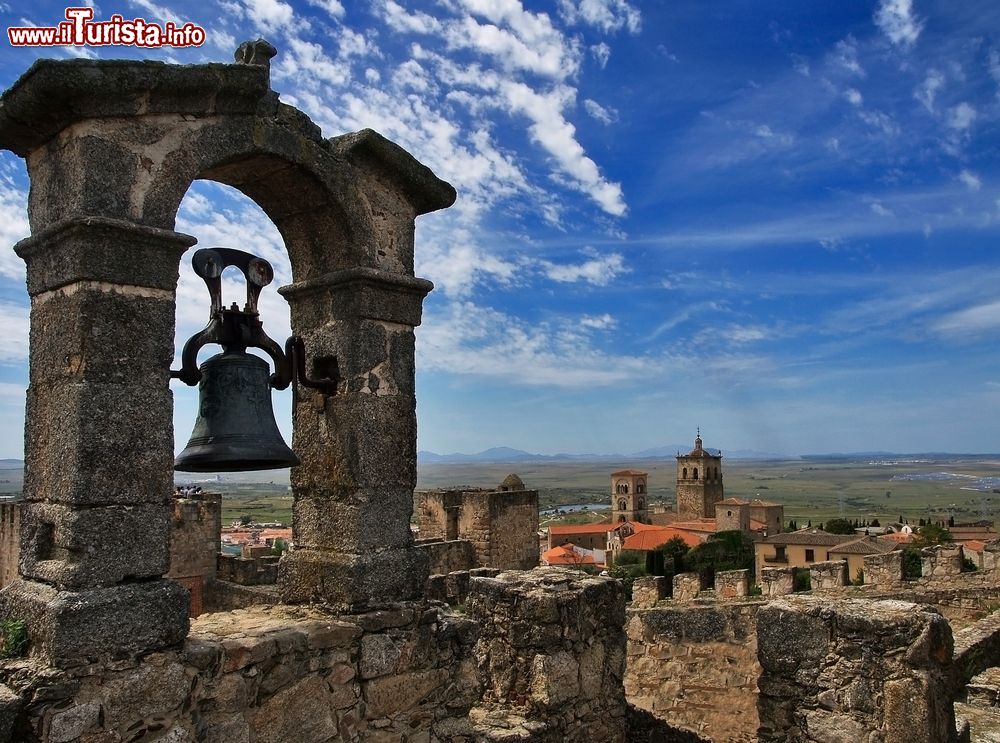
xmin=0 ymin=40 xmax=455 ymax=663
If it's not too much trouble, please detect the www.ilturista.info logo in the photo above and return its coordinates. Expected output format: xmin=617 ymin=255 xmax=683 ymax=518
xmin=8 ymin=7 xmax=206 ymax=48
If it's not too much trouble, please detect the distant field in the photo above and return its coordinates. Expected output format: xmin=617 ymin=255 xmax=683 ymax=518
xmin=4 ymin=456 xmax=999 ymax=529
xmin=417 ymin=457 xmax=1000 ymax=526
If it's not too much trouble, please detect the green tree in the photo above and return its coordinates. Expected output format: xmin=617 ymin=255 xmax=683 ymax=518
xmin=901 ymin=546 xmax=922 ymax=578
xmin=683 ymin=530 xmax=754 ymax=584
xmin=912 ymin=523 xmax=953 ymax=548
xmin=824 ymin=518 xmax=857 ymax=535
xmin=609 ymin=550 xmax=647 ymax=599
xmin=271 ymin=538 xmax=287 ymax=556
xmin=649 ymin=536 xmax=690 ymax=577
xmin=870 ymin=518 xmax=880 ymax=527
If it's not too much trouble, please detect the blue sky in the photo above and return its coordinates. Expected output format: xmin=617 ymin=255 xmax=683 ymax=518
xmin=0 ymin=0 xmax=998 ymax=458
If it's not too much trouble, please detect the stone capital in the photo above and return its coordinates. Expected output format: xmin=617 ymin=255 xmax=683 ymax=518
xmin=280 ymin=267 xmax=433 ymax=326
xmin=15 ymin=216 xmax=195 ymax=295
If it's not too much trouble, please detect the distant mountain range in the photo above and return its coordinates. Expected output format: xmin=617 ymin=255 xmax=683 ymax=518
xmin=417 ymin=446 xmax=792 ymax=464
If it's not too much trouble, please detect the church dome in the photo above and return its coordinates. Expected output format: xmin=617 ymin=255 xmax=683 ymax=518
xmin=499 ymin=473 xmax=525 ymax=492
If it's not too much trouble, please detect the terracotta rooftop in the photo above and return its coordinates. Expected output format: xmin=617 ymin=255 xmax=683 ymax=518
xmin=610 ymin=469 xmax=648 ymax=477
xmin=542 ymin=544 xmax=598 ymax=565
xmin=717 ymin=498 xmax=749 ymax=506
xmin=749 ymin=499 xmax=781 ymax=507
xmin=548 ymin=522 xmax=615 ymax=535
xmin=622 ymin=527 xmax=704 ymax=551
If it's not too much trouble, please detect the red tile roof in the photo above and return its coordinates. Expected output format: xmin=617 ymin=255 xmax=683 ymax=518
xmin=623 ymin=527 xmax=705 ymax=551
xmin=611 ymin=469 xmax=648 ymax=476
xmin=542 ymin=544 xmax=598 ymax=565
xmin=549 ymin=522 xmax=615 ymax=535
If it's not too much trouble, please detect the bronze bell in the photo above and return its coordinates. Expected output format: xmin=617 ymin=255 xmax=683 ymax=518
xmin=174 ymin=351 xmax=298 ymax=472
xmin=171 ymin=247 xmax=337 ymax=473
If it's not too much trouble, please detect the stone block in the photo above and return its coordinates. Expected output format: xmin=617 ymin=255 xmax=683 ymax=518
xmin=631 ymin=576 xmax=667 ymax=608
xmin=809 ymin=560 xmax=848 ymax=591
xmin=278 ymin=547 xmax=428 ymax=610
xmin=0 ymin=685 xmax=21 ymax=743
xmin=251 ymin=675 xmax=337 ymax=743
xmin=100 ymin=656 xmax=189 ymax=729
xmin=291 ymin=486 xmax=416 ymax=552
xmin=672 ymin=572 xmax=701 ymax=601
xmin=922 ymin=545 xmax=963 ymax=578
xmin=19 ymin=501 xmax=170 ymax=589
xmin=14 ymin=217 xmax=197 ymax=294
xmin=362 ymin=669 xmax=449 ymax=719
xmin=360 ymin=633 xmax=401 ymax=679
xmin=760 ymin=566 xmax=796 ymax=597
xmin=715 ymin=569 xmax=750 ymax=598
xmin=0 ymin=578 xmax=188 ymax=665
xmin=864 ymin=550 xmax=904 ymax=587
xmin=23 ymin=381 xmax=173 ymax=507
xmin=49 ymin=702 xmax=100 ymax=742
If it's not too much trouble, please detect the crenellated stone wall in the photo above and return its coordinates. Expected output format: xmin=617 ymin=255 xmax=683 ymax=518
xmin=757 ymin=596 xmax=959 ymax=743
xmin=809 ymin=559 xmax=848 ymax=590
xmin=760 ymin=566 xmax=796 ymax=597
xmin=625 ymin=602 xmax=761 ymax=742
xmin=416 ymin=538 xmax=477 ymax=576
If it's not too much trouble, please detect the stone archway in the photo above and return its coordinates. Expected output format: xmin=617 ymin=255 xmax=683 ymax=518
xmin=0 ymin=41 xmax=454 ymax=663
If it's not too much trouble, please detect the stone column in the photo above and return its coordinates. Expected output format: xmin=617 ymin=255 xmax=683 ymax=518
xmin=277 ymin=268 xmax=432 ymax=608
xmin=0 ymin=217 xmax=192 ymax=663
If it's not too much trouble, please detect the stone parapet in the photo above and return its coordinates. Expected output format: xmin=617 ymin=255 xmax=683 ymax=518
xmin=467 ymin=567 xmax=628 ymax=742
xmin=625 ymin=601 xmax=761 ymax=741
xmin=865 ymin=549 xmax=904 ymax=587
xmin=632 ymin=576 xmax=669 ymax=608
xmin=809 ymin=559 xmax=848 ymax=590
xmin=924 ymin=545 xmax=965 ymax=579
xmin=757 ymin=596 xmax=958 ymax=743
xmin=673 ymin=573 xmax=701 ymax=602
xmin=715 ymin=569 xmax=749 ymax=598
xmin=760 ymin=566 xmax=796 ymax=597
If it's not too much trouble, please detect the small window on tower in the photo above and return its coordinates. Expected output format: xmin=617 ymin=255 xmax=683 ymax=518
xmin=693 ymin=468 xmax=699 ymax=480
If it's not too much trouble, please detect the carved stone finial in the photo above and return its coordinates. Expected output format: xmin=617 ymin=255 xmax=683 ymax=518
xmin=235 ymin=38 xmax=277 ymax=69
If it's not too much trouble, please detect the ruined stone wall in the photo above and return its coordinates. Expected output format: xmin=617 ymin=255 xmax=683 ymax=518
xmin=168 ymin=494 xmax=221 ymax=586
xmin=625 ymin=602 xmax=761 ymax=742
xmin=416 ymin=538 xmax=477 ymax=575
xmin=809 ymin=559 xmax=848 ymax=590
xmin=757 ymin=596 xmax=958 ymax=743
xmin=485 ymin=490 xmax=538 ymax=570
xmin=0 ymin=502 xmax=20 ymax=590
xmin=416 ymin=490 xmax=462 ymax=541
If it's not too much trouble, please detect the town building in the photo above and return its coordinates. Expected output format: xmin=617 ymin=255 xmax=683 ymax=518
xmin=611 ymin=469 xmax=650 ymax=523
xmin=754 ymin=527 xmax=898 ymax=581
xmin=676 ymin=430 xmax=724 ymax=520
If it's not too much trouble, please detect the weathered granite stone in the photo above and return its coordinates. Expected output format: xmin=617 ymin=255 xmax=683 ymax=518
xmin=864 ymin=549 xmax=905 ymax=587
xmin=809 ymin=560 xmax=848 ymax=590
xmin=715 ymin=569 xmax=750 ymax=598
xmin=757 ymin=596 xmax=957 ymax=743
xmin=0 ymin=685 xmax=22 ymax=743
xmin=760 ymin=566 xmax=796 ymax=597
xmin=0 ymin=578 xmax=188 ymax=666
xmin=672 ymin=573 xmax=701 ymax=601
xmin=631 ymin=576 xmax=667 ymax=608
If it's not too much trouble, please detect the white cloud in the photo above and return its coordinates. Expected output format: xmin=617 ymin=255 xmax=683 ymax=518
xmin=0 ymin=303 xmax=28 ymax=363
xmin=720 ymin=325 xmax=768 ymax=344
xmin=874 ymin=0 xmax=923 ymax=48
xmin=958 ymin=169 xmax=981 ymax=192
xmin=418 ymin=301 xmax=652 ymax=387
xmin=915 ymin=69 xmax=944 ymax=112
xmin=378 ymin=0 xmax=442 ymax=34
xmin=306 ymin=0 xmax=344 ymax=19
xmin=583 ymin=98 xmax=616 ymax=124
xmin=540 ymin=250 xmax=627 ymax=285
xmin=442 ymin=12 xmax=579 ymax=79
xmin=947 ymin=102 xmax=976 ymax=130
xmin=590 ymin=42 xmax=611 ymax=68
xmin=242 ymin=0 xmax=294 ymax=28
xmin=417 ymin=239 xmax=519 ymax=297
xmin=932 ymin=300 xmax=1000 ymax=336
xmin=832 ymin=37 xmax=865 ymax=77
xmin=501 ymin=81 xmax=626 ymax=216
xmin=0 ymin=159 xmax=28 ymax=280
xmin=989 ymin=49 xmax=1000 ymax=89
xmin=844 ymin=88 xmax=863 ymax=106
xmin=580 ymin=313 xmax=616 ymax=330
xmin=557 ymin=0 xmax=640 ymax=34
xmin=869 ymin=201 xmax=894 ymax=217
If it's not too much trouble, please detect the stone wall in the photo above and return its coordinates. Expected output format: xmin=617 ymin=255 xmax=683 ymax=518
xmin=467 ymin=568 xmax=628 ymax=741
xmin=632 ymin=576 xmax=668 ymax=608
xmin=864 ymin=550 xmax=904 ymax=587
xmin=217 ymin=553 xmax=280 ymax=586
xmin=757 ymin=596 xmax=958 ymax=743
xmin=715 ymin=569 xmax=749 ymax=598
xmin=923 ymin=544 xmax=965 ymax=579
xmin=167 ymin=493 xmax=222 ymax=617
xmin=625 ymin=602 xmax=761 ymax=742
xmin=809 ymin=559 xmax=848 ymax=590
xmin=760 ymin=566 xmax=796 ymax=597
xmin=672 ymin=573 xmax=701 ymax=601
xmin=0 ymin=503 xmax=19 ymax=590
xmin=416 ymin=538 xmax=477 ymax=575
xmin=417 ymin=488 xmax=539 ymax=571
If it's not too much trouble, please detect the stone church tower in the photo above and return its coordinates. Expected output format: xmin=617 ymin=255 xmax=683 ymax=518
xmin=611 ymin=470 xmax=649 ymax=523
xmin=676 ymin=430 xmax=724 ymax=520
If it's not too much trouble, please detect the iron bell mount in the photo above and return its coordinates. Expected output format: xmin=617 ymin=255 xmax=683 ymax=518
xmin=171 ymin=248 xmax=337 ymax=472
